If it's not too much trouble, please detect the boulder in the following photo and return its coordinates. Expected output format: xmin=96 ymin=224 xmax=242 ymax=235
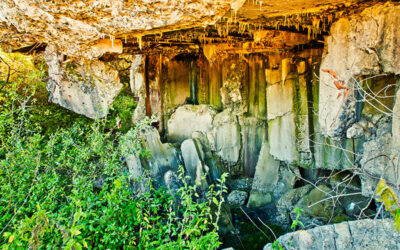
xmin=44 ymin=45 xmax=123 ymax=119
xmin=192 ymin=131 xmax=225 ymax=183
xmin=181 ymin=139 xmax=208 ymax=190
xmin=339 ymin=194 xmax=371 ymax=217
xmin=295 ymin=185 xmax=343 ymax=224
xmin=124 ymin=126 xmax=180 ymax=185
xmin=126 ymin=154 xmax=148 ymax=194
xmin=167 ymin=105 xmax=216 ymax=143
xmin=276 ymin=184 xmax=313 ymax=227
xmin=227 ymin=190 xmax=248 ymax=206
xmin=248 ymin=142 xmax=299 ymax=208
xmin=207 ymin=109 xmax=241 ymax=165
xmin=264 ymin=219 xmax=400 ymax=250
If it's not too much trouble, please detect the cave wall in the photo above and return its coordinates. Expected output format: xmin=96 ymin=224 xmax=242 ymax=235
xmin=121 ymin=3 xmax=400 ymax=227
xmin=36 ymin=1 xmax=400 ymax=230
xmin=136 ymin=49 xmax=322 ymax=179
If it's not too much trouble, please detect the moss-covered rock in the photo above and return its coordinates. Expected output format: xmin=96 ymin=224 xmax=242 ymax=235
xmin=295 ymin=185 xmax=344 ymax=223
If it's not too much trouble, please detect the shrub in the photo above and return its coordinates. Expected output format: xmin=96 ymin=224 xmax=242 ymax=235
xmin=0 ymin=52 xmax=225 ymax=249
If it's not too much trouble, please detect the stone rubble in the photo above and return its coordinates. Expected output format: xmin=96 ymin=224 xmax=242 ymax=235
xmin=264 ymin=219 xmax=400 ymax=250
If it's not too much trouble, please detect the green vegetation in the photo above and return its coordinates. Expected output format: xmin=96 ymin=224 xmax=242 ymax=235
xmin=376 ymin=179 xmax=400 ymax=232
xmin=0 ymin=52 xmax=225 ymax=249
xmin=290 ymin=207 xmax=304 ymax=230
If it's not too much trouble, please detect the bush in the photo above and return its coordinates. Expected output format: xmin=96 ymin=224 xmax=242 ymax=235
xmin=0 ymin=52 xmax=225 ymax=249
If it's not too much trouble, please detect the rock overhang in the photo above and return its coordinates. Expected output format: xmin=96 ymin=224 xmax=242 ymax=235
xmin=0 ymin=0 xmax=384 ymax=58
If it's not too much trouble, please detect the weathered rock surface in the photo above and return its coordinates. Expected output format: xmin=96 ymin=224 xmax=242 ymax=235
xmin=266 ymin=62 xmax=311 ymax=166
xmin=313 ymin=136 xmax=358 ymax=170
xmin=264 ymin=219 xmax=400 ymax=250
xmin=276 ymin=184 xmax=313 ymax=227
xmin=359 ymin=117 xmax=400 ymax=197
xmin=125 ymin=126 xmax=180 ymax=185
xmin=44 ymin=45 xmax=123 ymax=118
xmin=248 ymin=142 xmax=287 ymax=207
xmin=242 ymin=117 xmax=266 ymax=177
xmin=191 ymin=131 xmax=225 ymax=183
xmin=181 ymin=139 xmax=208 ymax=189
xmin=207 ymin=109 xmax=241 ymax=165
xmin=130 ymin=54 xmax=146 ymax=123
xmin=227 ymin=190 xmax=248 ymax=206
xmin=0 ymin=0 xmax=245 ymax=57
xmin=164 ymin=170 xmax=182 ymax=199
xmin=295 ymin=185 xmax=343 ymax=224
xmin=319 ymin=3 xmax=400 ymax=137
xmin=167 ymin=105 xmax=216 ymax=143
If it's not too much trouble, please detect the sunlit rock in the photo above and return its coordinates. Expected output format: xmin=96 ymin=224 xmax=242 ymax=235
xmin=265 ymin=219 xmax=400 ymax=250
xmin=181 ymin=139 xmax=208 ymax=190
xmin=130 ymin=54 xmax=146 ymax=123
xmin=207 ymin=109 xmax=241 ymax=166
xmin=167 ymin=105 xmax=216 ymax=143
xmin=248 ymin=142 xmax=298 ymax=208
xmin=135 ymin=126 xmax=180 ymax=185
xmin=44 ymin=45 xmax=123 ymax=119
xmin=0 ymin=0 xmax=245 ymax=58
xmin=266 ymin=63 xmax=311 ymax=166
xmin=319 ymin=3 xmax=400 ymax=137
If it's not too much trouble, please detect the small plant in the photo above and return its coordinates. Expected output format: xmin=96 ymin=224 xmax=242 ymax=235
xmin=271 ymin=240 xmax=284 ymax=250
xmin=290 ymin=207 xmax=304 ymax=230
xmin=376 ymin=179 xmax=400 ymax=231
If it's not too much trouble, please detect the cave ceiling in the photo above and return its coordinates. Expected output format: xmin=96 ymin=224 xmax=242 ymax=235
xmin=0 ymin=0 xmax=390 ymax=57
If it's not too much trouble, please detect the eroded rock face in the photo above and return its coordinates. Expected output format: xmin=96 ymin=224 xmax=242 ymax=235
xmin=227 ymin=190 xmax=248 ymax=206
xmin=264 ymin=219 xmax=400 ymax=250
xmin=124 ymin=126 xmax=180 ymax=185
xmin=0 ymin=0 xmax=245 ymax=58
xmin=208 ymin=109 xmax=241 ymax=166
xmin=319 ymin=3 xmax=400 ymax=137
xmin=360 ymin=117 xmax=400 ymax=197
xmin=167 ymin=105 xmax=216 ymax=143
xmin=44 ymin=45 xmax=123 ymax=118
xmin=248 ymin=142 xmax=280 ymax=207
xmin=266 ymin=61 xmax=312 ymax=166
xmin=130 ymin=54 xmax=147 ymax=123
xmin=181 ymin=139 xmax=208 ymax=189
xmin=276 ymin=184 xmax=313 ymax=228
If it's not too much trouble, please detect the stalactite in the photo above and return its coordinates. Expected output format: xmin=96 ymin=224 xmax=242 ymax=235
xmin=137 ymin=36 xmax=142 ymax=50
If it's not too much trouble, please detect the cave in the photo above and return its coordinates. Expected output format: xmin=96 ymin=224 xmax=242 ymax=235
xmin=1 ymin=0 xmax=400 ymax=249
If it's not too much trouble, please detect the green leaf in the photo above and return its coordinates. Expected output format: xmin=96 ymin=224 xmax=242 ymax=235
xmin=395 ymin=208 xmax=400 ymax=232
xmin=212 ymin=197 xmax=219 ymax=206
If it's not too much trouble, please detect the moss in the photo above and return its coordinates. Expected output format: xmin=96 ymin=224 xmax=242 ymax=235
xmin=247 ymin=190 xmax=272 ymax=207
xmin=107 ymin=88 xmax=137 ymax=133
xmin=297 ymin=185 xmax=344 ymax=223
xmin=65 ymin=61 xmax=85 ymax=82
xmin=331 ymin=213 xmax=352 ymax=224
